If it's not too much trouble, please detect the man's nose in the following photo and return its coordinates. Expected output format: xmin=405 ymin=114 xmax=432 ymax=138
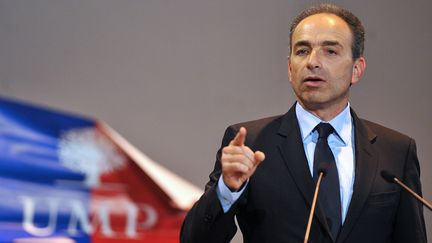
xmin=306 ymin=49 xmax=321 ymax=70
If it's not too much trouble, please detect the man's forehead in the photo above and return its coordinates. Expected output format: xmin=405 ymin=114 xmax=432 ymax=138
xmin=292 ymin=13 xmax=352 ymax=44
xmin=293 ymin=13 xmax=350 ymax=35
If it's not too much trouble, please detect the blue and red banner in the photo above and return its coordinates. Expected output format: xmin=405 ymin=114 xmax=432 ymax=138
xmin=0 ymin=97 xmax=201 ymax=243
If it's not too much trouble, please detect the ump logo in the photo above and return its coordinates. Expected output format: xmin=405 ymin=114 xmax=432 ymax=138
xmin=58 ymin=127 xmax=125 ymax=187
xmin=19 ymin=128 xmax=157 ymax=238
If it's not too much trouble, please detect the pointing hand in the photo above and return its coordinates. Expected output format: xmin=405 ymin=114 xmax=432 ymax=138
xmin=221 ymin=127 xmax=265 ymax=191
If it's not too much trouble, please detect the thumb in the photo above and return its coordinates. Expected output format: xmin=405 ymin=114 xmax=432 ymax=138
xmin=254 ymin=151 xmax=265 ymax=166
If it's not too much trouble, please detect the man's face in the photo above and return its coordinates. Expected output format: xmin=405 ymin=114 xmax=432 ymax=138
xmin=288 ymin=13 xmax=365 ymax=112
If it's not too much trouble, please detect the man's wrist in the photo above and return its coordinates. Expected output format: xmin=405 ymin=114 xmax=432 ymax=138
xmin=216 ymin=176 xmax=248 ymax=213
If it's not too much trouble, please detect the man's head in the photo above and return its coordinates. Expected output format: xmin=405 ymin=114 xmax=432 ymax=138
xmin=289 ymin=3 xmax=365 ymax=60
xmin=287 ymin=4 xmax=366 ymax=119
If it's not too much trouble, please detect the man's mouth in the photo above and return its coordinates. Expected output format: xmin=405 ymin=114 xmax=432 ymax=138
xmin=302 ymin=76 xmax=326 ymax=88
xmin=303 ymin=76 xmax=325 ymax=82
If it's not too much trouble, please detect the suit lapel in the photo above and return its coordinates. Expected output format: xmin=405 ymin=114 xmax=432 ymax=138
xmin=276 ymin=105 xmax=332 ymax=238
xmin=337 ymin=110 xmax=378 ymax=243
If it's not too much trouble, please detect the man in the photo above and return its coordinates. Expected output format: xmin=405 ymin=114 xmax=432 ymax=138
xmin=180 ymin=3 xmax=426 ymax=243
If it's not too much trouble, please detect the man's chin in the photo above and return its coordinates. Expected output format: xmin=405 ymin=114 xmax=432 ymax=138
xmin=297 ymin=96 xmax=328 ymax=110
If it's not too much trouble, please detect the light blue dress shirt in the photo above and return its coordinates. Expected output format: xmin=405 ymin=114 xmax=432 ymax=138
xmin=217 ymin=103 xmax=355 ymax=223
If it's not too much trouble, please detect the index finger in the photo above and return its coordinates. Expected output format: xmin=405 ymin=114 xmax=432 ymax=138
xmin=230 ymin=127 xmax=247 ymax=146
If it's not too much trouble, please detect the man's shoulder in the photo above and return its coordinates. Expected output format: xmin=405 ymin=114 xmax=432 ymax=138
xmin=221 ymin=114 xmax=286 ymax=144
xmin=359 ymin=118 xmax=414 ymax=144
xmin=228 ymin=114 xmax=285 ymax=133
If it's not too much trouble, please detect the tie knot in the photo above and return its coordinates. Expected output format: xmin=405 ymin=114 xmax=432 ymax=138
xmin=315 ymin=123 xmax=334 ymax=139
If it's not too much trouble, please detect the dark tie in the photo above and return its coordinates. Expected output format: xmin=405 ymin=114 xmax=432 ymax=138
xmin=313 ymin=123 xmax=342 ymax=241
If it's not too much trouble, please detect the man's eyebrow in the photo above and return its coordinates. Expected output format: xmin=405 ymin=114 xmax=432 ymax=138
xmin=293 ymin=40 xmax=311 ymax=49
xmin=293 ymin=40 xmax=342 ymax=49
xmin=321 ymin=40 xmax=342 ymax=47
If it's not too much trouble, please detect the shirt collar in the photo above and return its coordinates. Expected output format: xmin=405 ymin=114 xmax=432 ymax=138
xmin=295 ymin=102 xmax=352 ymax=145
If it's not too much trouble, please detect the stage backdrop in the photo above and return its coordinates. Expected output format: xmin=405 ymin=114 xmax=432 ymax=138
xmin=0 ymin=0 xmax=430 ymax=242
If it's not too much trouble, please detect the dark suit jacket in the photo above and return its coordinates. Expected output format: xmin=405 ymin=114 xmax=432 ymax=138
xmin=180 ymin=105 xmax=426 ymax=243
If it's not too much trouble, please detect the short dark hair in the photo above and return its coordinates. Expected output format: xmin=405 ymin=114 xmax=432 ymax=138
xmin=289 ymin=3 xmax=365 ymax=60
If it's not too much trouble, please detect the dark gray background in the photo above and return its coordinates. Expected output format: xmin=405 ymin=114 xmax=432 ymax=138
xmin=0 ymin=1 xmax=430 ymax=242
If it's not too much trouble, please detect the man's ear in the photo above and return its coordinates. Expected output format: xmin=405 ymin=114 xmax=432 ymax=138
xmin=287 ymin=56 xmax=293 ymax=83
xmin=351 ymin=57 xmax=366 ymax=86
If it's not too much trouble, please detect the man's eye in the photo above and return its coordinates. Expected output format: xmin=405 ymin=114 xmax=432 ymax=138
xmin=326 ymin=49 xmax=338 ymax=55
xmin=295 ymin=49 xmax=309 ymax=55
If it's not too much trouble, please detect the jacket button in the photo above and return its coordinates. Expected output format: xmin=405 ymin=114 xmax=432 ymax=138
xmin=204 ymin=214 xmax=213 ymax=223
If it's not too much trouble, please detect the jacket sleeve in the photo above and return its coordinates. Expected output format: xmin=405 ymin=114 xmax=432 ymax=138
xmin=392 ymin=139 xmax=427 ymax=243
xmin=180 ymin=126 xmax=245 ymax=243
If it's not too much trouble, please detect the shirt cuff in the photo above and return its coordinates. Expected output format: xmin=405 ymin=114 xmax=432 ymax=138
xmin=216 ymin=176 xmax=248 ymax=213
